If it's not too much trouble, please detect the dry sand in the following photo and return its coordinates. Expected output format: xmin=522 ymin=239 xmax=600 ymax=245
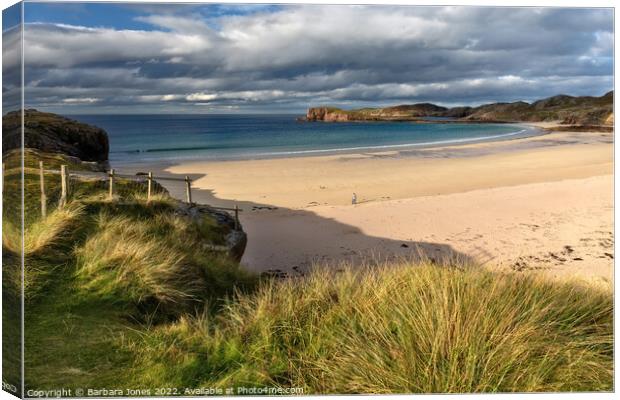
xmin=161 ymin=127 xmax=613 ymax=281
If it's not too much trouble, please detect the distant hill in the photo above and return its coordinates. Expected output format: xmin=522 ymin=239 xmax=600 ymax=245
xmin=305 ymin=91 xmax=613 ymax=125
xmin=463 ymin=91 xmax=613 ymax=124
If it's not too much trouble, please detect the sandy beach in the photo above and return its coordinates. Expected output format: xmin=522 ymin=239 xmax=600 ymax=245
xmin=157 ymin=125 xmax=613 ymax=281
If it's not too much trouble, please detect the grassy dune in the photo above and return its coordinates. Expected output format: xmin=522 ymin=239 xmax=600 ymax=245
xmin=128 ymin=265 xmax=612 ymax=393
xmin=2 ymin=150 xmax=614 ymax=394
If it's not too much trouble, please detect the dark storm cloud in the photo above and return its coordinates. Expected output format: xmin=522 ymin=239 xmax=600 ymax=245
xmin=20 ymin=5 xmax=613 ymax=113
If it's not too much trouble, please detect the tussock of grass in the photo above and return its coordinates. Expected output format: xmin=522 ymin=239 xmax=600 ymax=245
xmin=23 ymin=204 xmax=85 ymax=255
xmin=127 ymin=264 xmax=613 ymax=393
xmin=75 ymin=213 xmax=205 ymax=309
xmin=2 ymin=221 xmax=21 ymax=256
xmin=3 ymin=205 xmax=86 ymax=301
xmin=74 ymin=210 xmax=256 ymax=318
xmin=25 ymin=205 xmax=86 ymax=300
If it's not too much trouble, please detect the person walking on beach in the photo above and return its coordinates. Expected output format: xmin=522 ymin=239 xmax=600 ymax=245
xmin=352 ymin=193 xmax=357 ymax=205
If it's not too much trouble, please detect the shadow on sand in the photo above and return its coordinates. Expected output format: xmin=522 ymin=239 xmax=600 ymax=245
xmin=129 ymin=167 xmax=479 ymax=274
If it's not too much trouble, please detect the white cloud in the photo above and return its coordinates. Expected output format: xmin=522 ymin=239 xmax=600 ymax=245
xmin=62 ymin=97 xmax=100 ymax=103
xmin=186 ymin=92 xmax=218 ymax=101
xmin=18 ymin=5 xmax=613 ymax=113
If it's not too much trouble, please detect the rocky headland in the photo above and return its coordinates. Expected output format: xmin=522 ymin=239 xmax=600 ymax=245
xmin=305 ymin=91 xmax=613 ymax=126
xmin=3 ymin=109 xmax=110 ymax=165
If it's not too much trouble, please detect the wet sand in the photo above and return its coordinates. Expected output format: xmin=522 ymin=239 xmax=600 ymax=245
xmin=167 ymin=128 xmax=612 ymax=209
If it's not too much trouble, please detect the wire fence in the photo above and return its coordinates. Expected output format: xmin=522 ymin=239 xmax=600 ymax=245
xmin=8 ymin=161 xmax=242 ymax=229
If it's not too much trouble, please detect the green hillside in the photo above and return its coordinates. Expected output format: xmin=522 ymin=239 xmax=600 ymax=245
xmin=306 ymin=91 xmax=614 ymax=125
xmin=3 ymin=148 xmax=256 ymax=391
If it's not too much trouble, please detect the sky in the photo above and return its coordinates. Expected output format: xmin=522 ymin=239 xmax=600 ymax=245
xmin=2 ymin=2 xmax=614 ymax=114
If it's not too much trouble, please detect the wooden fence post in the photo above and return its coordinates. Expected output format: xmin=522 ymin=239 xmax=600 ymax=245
xmin=39 ymin=161 xmax=47 ymax=217
xmin=108 ymin=169 xmax=115 ymax=200
xmin=147 ymin=171 xmax=153 ymax=203
xmin=234 ymin=204 xmax=240 ymax=230
xmin=59 ymin=165 xmax=67 ymax=208
xmin=185 ymin=176 xmax=192 ymax=204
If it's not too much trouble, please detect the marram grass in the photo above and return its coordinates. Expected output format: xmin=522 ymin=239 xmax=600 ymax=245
xmin=11 ymin=151 xmax=612 ymax=393
xmin=73 ymin=208 xmax=256 ymax=319
xmin=126 ymin=264 xmax=613 ymax=393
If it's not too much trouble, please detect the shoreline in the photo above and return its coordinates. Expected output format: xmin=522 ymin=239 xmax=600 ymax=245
xmin=110 ymin=121 xmax=541 ymax=166
xmin=161 ymin=127 xmax=612 ymax=209
xmin=115 ymin=126 xmax=613 ymax=280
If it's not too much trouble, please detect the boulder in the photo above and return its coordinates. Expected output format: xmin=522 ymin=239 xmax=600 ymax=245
xmin=174 ymin=203 xmax=247 ymax=262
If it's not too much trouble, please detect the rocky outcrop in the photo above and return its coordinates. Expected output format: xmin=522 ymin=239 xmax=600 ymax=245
xmin=306 ymin=103 xmax=448 ymax=122
xmin=560 ymin=109 xmax=612 ymax=125
xmin=305 ymin=91 xmax=613 ymax=125
xmin=3 ymin=109 xmax=109 ymax=164
xmin=306 ymin=107 xmax=351 ymax=122
xmin=174 ymin=203 xmax=247 ymax=262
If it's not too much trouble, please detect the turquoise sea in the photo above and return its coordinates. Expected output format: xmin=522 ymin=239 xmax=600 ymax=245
xmin=70 ymin=114 xmax=539 ymax=166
